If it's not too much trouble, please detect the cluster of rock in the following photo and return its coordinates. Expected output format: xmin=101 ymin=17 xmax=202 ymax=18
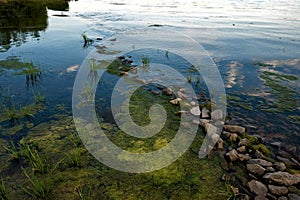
xmin=218 ymin=125 xmax=300 ymax=200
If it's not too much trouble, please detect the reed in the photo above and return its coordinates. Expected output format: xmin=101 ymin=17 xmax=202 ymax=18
xmin=0 ymin=179 xmax=8 ymax=200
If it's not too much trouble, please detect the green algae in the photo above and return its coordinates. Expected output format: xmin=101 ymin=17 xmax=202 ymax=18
xmin=288 ymin=115 xmax=300 ymax=125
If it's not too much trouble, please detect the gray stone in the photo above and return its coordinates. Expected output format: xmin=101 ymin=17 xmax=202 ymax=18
xmin=247 ymin=164 xmax=266 ymax=176
xmin=238 ymin=138 xmax=251 ymax=147
xmin=211 ymin=109 xmax=223 ymax=120
xmin=277 ymin=156 xmax=299 ymax=168
xmin=248 ymin=159 xmax=273 ymax=167
xmin=201 ymin=107 xmax=210 ymax=119
xmin=268 ymin=185 xmax=288 ymax=196
xmin=274 ymin=162 xmax=287 ymax=171
xmin=247 ymin=180 xmax=268 ymax=197
xmin=190 ymin=106 xmax=201 ymax=116
xmin=226 ymin=149 xmax=239 ymax=161
xmin=288 ymin=193 xmax=300 ymax=200
xmin=263 ymin=172 xmax=300 ymax=186
xmin=223 ymin=125 xmax=246 ymax=134
xmin=210 ymin=133 xmax=220 ymax=144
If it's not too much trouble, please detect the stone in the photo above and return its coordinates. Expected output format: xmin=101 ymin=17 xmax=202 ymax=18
xmin=274 ymin=162 xmax=287 ymax=171
xmin=181 ymin=122 xmax=191 ymax=129
xmin=211 ymin=109 xmax=223 ymax=120
xmin=226 ymin=149 xmax=239 ymax=161
xmin=263 ymin=172 xmax=300 ymax=186
xmin=222 ymin=131 xmax=231 ymax=139
xmin=150 ymin=89 xmax=160 ymax=95
xmin=174 ymin=111 xmax=188 ymax=116
xmin=247 ymin=180 xmax=268 ymax=197
xmin=277 ymin=197 xmax=288 ymax=200
xmin=265 ymin=167 xmax=275 ymax=172
xmin=238 ymin=154 xmax=251 ymax=162
xmin=210 ymin=134 xmax=220 ymax=144
xmin=199 ymin=119 xmax=210 ymax=127
xmin=177 ymin=91 xmax=187 ymax=99
xmin=162 ymin=88 xmax=172 ymax=95
xmin=201 ymin=107 xmax=210 ymax=119
xmin=120 ymin=71 xmax=128 ymax=76
xmin=270 ymin=142 xmax=285 ymax=149
xmin=238 ymin=138 xmax=251 ymax=147
xmin=205 ymin=123 xmax=218 ymax=135
xmin=230 ymin=133 xmax=238 ymax=142
xmin=288 ymin=193 xmax=300 ymax=200
xmin=248 ymin=159 xmax=273 ymax=167
xmin=169 ymin=98 xmax=182 ymax=105
xmin=236 ymin=194 xmax=250 ymax=200
xmin=190 ymin=107 xmax=201 ymax=116
xmin=268 ymin=185 xmax=288 ymax=196
xmin=285 ymin=145 xmax=297 ymax=155
xmin=223 ymin=124 xmax=246 ymax=134
xmin=190 ymin=101 xmax=196 ymax=106
xmin=237 ymin=146 xmax=247 ymax=153
xmin=247 ymin=164 xmax=266 ymax=176
xmin=217 ymin=138 xmax=224 ymax=150
xmin=254 ymin=196 xmax=268 ymax=200
xmin=277 ymin=156 xmax=298 ymax=168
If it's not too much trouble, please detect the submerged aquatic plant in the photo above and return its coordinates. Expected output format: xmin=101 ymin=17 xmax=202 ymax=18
xmin=3 ymin=141 xmax=20 ymax=161
xmin=3 ymin=104 xmax=18 ymax=124
xmin=74 ymin=185 xmax=92 ymax=200
xmin=20 ymin=144 xmax=50 ymax=174
xmin=141 ymin=56 xmax=150 ymax=66
xmin=33 ymin=91 xmax=45 ymax=104
xmin=0 ymin=179 xmax=8 ymax=200
xmin=65 ymin=148 xmax=81 ymax=168
xmin=88 ymin=60 xmax=99 ymax=83
xmin=82 ymin=33 xmax=93 ymax=48
xmin=22 ymin=169 xmax=51 ymax=200
xmin=20 ymin=63 xmax=42 ymax=88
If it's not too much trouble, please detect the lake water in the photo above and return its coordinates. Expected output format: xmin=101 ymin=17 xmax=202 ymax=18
xmin=0 ymin=0 xmax=299 ymax=198
xmin=1 ymin=0 xmax=299 ymax=144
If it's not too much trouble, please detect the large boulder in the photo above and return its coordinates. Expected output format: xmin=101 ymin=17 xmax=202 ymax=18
xmin=263 ymin=172 xmax=300 ymax=186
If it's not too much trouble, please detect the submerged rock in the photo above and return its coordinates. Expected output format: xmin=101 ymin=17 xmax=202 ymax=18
xmin=201 ymin=107 xmax=210 ymax=119
xmin=223 ymin=125 xmax=246 ymax=134
xmin=162 ymin=88 xmax=172 ymax=95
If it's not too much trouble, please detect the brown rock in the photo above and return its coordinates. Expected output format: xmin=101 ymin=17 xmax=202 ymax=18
xmin=288 ymin=193 xmax=300 ymax=200
xmin=223 ymin=125 xmax=246 ymax=134
xmin=277 ymin=197 xmax=288 ymax=200
xmin=263 ymin=172 xmax=300 ymax=186
xmin=217 ymin=138 xmax=224 ymax=151
xmin=230 ymin=133 xmax=238 ymax=142
xmin=268 ymin=185 xmax=288 ymax=196
xmin=247 ymin=164 xmax=266 ymax=176
xmin=162 ymin=88 xmax=172 ymax=95
xmin=169 ymin=98 xmax=182 ymax=105
xmin=201 ymin=107 xmax=210 ymax=119
xmin=211 ymin=109 xmax=223 ymax=120
xmin=237 ymin=146 xmax=247 ymax=153
xmin=247 ymin=180 xmax=268 ymax=197
xmin=238 ymin=153 xmax=251 ymax=162
xmin=238 ymin=138 xmax=251 ymax=147
xmin=226 ymin=149 xmax=239 ymax=161
xmin=177 ymin=91 xmax=187 ymax=99
xmin=265 ymin=167 xmax=275 ymax=172
xmin=274 ymin=162 xmax=287 ymax=171
xmin=248 ymin=159 xmax=273 ymax=167
xmin=222 ymin=131 xmax=231 ymax=139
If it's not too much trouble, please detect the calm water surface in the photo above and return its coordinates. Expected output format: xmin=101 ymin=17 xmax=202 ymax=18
xmin=0 ymin=0 xmax=299 ymax=144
